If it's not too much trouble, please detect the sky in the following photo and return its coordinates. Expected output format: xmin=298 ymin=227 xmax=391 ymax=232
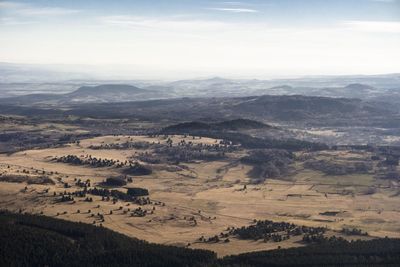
xmin=0 ymin=0 xmax=399 ymax=79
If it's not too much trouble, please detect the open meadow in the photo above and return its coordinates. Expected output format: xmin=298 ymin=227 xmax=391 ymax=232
xmin=1 ymin=134 xmax=398 ymax=256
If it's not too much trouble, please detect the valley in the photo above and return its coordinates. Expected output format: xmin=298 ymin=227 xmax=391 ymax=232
xmin=1 ymin=0 xmax=399 ymax=264
xmin=0 ymin=72 xmax=399 ymax=262
xmin=1 ymin=129 xmax=399 ymax=256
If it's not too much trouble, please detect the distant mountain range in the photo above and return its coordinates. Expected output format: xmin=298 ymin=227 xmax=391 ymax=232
xmin=0 ymin=84 xmax=168 ymax=104
xmin=1 ymin=93 xmax=397 ymax=128
xmin=1 ymin=80 xmax=400 ymax=105
xmin=65 ymin=84 xmax=166 ymax=103
xmin=0 ymin=62 xmax=399 ymax=102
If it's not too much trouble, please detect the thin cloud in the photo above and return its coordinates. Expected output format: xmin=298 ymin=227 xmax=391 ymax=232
xmin=0 ymin=1 xmax=81 ymax=16
xmin=100 ymin=15 xmax=234 ymax=32
xmin=221 ymin=1 xmax=246 ymax=5
xmin=343 ymin=20 xmax=400 ymax=33
xmin=17 ymin=7 xmax=80 ymax=16
xmin=0 ymin=17 xmax=35 ymax=25
xmin=0 ymin=1 xmax=22 ymax=8
xmin=207 ymin=7 xmax=258 ymax=13
xmin=370 ymin=0 xmax=396 ymax=3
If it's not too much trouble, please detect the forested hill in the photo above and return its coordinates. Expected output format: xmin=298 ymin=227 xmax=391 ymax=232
xmin=69 ymin=84 xmax=146 ymax=95
xmin=161 ymin=125 xmax=328 ymax=151
xmin=0 ymin=211 xmax=215 ymax=267
xmin=0 ymin=84 xmax=165 ymax=104
xmin=1 ymin=211 xmax=400 ymax=267
xmin=0 ymin=94 xmax=398 ymax=127
xmin=221 ymin=238 xmax=400 ymax=267
xmin=163 ymin=119 xmax=270 ymax=132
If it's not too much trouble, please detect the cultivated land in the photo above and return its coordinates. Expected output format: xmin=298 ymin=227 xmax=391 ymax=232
xmin=0 ymin=134 xmax=398 ymax=257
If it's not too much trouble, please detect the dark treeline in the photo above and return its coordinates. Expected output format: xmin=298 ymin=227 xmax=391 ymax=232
xmin=160 ymin=128 xmax=328 ymax=151
xmin=54 ymin=155 xmax=124 ymax=168
xmin=0 ymin=211 xmax=214 ymax=267
xmin=60 ymin=186 xmax=151 ymax=205
xmin=231 ymin=220 xmax=326 ymax=241
xmin=200 ymin=219 xmax=327 ymax=245
xmin=221 ymin=238 xmax=400 ymax=267
xmin=85 ymin=187 xmax=151 ymax=205
xmin=1 ymin=212 xmax=399 ymax=267
xmin=54 ymin=156 xmax=153 ymax=176
xmin=163 ymin=119 xmax=269 ymax=132
xmin=137 ymin=137 xmax=234 ymax=164
xmin=89 ymin=140 xmax=157 ymax=150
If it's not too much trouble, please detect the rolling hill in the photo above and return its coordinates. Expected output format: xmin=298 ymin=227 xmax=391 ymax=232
xmin=163 ymin=119 xmax=270 ymax=132
xmin=65 ymin=84 xmax=156 ymax=103
xmin=0 ymin=84 xmax=169 ymax=104
xmin=0 ymin=90 xmax=398 ymax=127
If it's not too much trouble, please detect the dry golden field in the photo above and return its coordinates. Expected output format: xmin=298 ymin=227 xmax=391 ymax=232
xmin=0 ymin=135 xmax=399 ymax=256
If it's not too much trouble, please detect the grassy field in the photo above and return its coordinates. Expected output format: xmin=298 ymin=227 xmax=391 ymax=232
xmin=0 ymin=135 xmax=399 ymax=256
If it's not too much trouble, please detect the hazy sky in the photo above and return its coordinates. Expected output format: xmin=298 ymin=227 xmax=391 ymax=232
xmin=0 ymin=0 xmax=399 ymax=78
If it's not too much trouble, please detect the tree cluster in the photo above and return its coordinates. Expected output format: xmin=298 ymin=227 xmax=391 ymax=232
xmin=230 ymin=220 xmax=326 ymax=241
xmin=53 ymin=155 xmax=125 ymax=168
xmin=241 ymin=149 xmax=294 ymax=182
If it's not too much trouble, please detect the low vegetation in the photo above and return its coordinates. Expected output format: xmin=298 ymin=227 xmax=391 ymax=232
xmin=304 ymin=159 xmax=372 ymax=175
xmin=0 ymin=174 xmax=54 ymax=185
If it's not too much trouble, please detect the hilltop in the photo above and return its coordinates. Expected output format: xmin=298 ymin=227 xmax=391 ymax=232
xmin=163 ymin=119 xmax=270 ymax=132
